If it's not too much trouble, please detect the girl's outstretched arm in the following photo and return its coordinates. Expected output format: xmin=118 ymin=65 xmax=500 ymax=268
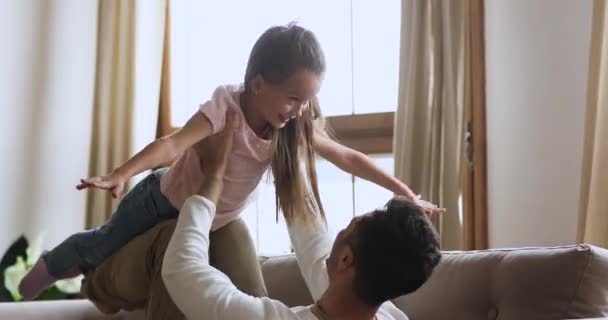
xmin=313 ymin=131 xmax=416 ymax=200
xmin=78 ymin=112 xmax=214 ymax=198
xmin=313 ymin=127 xmax=445 ymax=215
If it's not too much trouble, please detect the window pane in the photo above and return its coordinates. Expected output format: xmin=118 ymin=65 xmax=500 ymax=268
xmin=298 ymin=0 xmax=353 ymax=116
xmin=227 ymin=155 xmax=395 ymax=255
xmin=245 ymin=159 xmax=355 ymax=255
xmin=170 ymin=0 xmax=193 ymax=126
xmin=354 ymin=154 xmax=394 ymax=215
xmin=316 ymin=159 xmax=354 ymax=237
xmin=254 ymin=174 xmax=292 ymax=256
xmin=352 ymin=0 xmax=401 ymax=114
xmin=247 ymin=157 xmax=357 ymax=255
xmin=170 ymin=0 xmax=353 ymax=126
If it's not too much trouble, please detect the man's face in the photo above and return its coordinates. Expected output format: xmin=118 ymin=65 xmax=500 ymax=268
xmin=326 ymin=215 xmax=366 ymax=279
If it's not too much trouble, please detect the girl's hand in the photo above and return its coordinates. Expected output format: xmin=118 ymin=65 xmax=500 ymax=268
xmin=414 ymin=197 xmax=447 ymax=217
xmin=76 ymin=173 xmax=127 ymax=199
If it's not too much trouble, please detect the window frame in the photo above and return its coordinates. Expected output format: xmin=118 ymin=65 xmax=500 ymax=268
xmin=157 ymin=7 xmax=394 ymax=154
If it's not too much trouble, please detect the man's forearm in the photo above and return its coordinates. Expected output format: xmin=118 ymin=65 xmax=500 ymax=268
xmin=287 ymin=215 xmax=333 ymax=302
xmin=162 ymin=195 xmax=298 ymax=319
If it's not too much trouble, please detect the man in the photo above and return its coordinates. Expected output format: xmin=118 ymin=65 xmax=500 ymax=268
xmin=81 ymin=119 xmax=442 ymax=320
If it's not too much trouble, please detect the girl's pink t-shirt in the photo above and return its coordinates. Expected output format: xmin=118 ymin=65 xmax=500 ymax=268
xmin=160 ymin=85 xmax=272 ymax=231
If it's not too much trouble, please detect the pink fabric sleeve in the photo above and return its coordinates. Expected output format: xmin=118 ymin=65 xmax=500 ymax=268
xmin=198 ymin=86 xmax=230 ymax=134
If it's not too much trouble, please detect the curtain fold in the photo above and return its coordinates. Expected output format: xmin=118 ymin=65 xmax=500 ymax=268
xmin=577 ymin=0 xmax=608 ymax=248
xmin=461 ymin=0 xmax=488 ymax=250
xmin=394 ymin=0 xmax=466 ymax=250
xmin=86 ymin=0 xmax=167 ymax=227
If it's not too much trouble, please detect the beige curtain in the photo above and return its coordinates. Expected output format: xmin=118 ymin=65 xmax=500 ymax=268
xmin=577 ymin=0 xmax=608 ymax=247
xmin=394 ymin=0 xmax=466 ymax=250
xmin=87 ymin=0 xmax=167 ymax=228
xmin=461 ymin=0 xmax=488 ymax=250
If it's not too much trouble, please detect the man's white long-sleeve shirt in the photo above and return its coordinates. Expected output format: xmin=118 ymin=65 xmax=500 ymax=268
xmin=162 ymin=195 xmax=408 ymax=320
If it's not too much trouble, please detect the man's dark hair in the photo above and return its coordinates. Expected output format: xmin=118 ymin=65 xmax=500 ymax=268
xmin=347 ymin=197 xmax=442 ymax=306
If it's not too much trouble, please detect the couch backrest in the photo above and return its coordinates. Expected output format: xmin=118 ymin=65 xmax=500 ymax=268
xmin=260 ymin=254 xmax=313 ymax=307
xmin=261 ymin=244 xmax=608 ymax=320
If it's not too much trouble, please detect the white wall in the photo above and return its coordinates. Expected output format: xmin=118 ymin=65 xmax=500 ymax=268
xmin=0 ymin=1 xmax=98 ymax=253
xmin=485 ymin=0 xmax=592 ymax=248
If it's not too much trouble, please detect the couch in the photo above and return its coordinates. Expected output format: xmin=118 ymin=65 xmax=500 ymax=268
xmin=1 ymin=244 xmax=607 ymax=320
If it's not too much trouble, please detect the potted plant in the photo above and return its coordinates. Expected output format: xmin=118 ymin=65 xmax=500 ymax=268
xmin=1 ymin=235 xmax=82 ymax=301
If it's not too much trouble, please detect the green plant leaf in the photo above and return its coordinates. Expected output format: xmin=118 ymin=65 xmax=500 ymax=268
xmin=55 ymin=275 xmax=83 ymax=294
xmin=0 ymin=236 xmax=28 ymax=302
xmin=4 ymin=256 xmax=28 ymax=301
xmin=35 ymin=285 xmax=67 ymax=301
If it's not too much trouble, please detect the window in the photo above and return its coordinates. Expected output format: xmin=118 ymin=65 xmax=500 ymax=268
xmin=242 ymin=154 xmax=395 ymax=255
xmin=168 ymin=0 xmax=401 ymax=254
xmin=170 ymin=0 xmax=400 ymax=123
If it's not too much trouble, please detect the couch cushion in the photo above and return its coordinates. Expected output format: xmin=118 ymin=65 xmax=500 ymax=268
xmin=394 ymin=244 xmax=608 ymax=320
xmin=0 ymin=300 xmax=144 ymax=320
xmin=260 ymin=254 xmax=313 ymax=307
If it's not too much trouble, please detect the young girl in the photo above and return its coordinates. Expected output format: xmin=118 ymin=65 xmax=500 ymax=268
xmin=19 ymin=24 xmax=442 ymax=301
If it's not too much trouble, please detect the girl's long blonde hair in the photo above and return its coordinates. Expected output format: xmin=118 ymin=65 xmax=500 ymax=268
xmin=270 ymin=96 xmax=326 ymax=223
xmin=244 ymin=24 xmax=328 ymax=223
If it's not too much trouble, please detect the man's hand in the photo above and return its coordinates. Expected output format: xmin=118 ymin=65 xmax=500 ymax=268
xmin=196 ymin=111 xmax=237 ymax=202
xmin=199 ymin=111 xmax=236 ymax=178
